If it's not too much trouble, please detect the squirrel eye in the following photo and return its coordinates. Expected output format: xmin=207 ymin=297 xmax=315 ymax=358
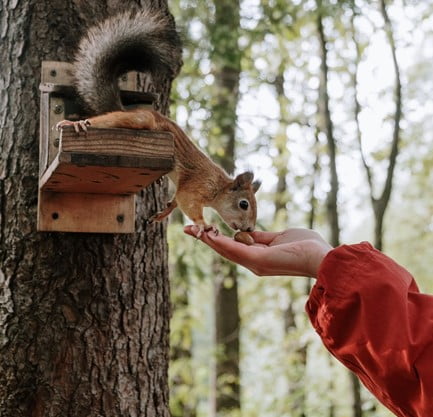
xmin=239 ymin=199 xmax=249 ymax=211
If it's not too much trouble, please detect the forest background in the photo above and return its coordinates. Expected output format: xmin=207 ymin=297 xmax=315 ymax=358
xmin=167 ymin=0 xmax=433 ymax=417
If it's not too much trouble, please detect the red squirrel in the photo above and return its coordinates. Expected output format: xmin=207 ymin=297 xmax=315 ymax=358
xmin=57 ymin=7 xmax=260 ymax=236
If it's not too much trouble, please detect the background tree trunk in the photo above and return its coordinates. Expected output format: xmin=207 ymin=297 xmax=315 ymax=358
xmin=0 ymin=1 xmax=181 ymax=416
xmin=316 ymin=3 xmax=362 ymax=416
xmin=316 ymin=4 xmax=340 ymax=249
xmin=208 ymin=0 xmax=242 ymax=415
xmin=353 ymin=0 xmax=402 ymax=252
xmin=169 ymin=208 xmax=197 ymax=417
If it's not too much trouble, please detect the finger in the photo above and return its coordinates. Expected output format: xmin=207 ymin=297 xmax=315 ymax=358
xmin=184 ymin=225 xmax=204 ymax=238
xmin=184 ymin=226 xmax=267 ymax=268
xmin=250 ymin=230 xmax=281 ymax=245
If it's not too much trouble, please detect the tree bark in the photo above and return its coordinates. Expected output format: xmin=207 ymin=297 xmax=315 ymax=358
xmin=0 ymin=1 xmax=181 ymax=416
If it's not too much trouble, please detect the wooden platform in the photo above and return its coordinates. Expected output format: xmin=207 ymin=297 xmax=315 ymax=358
xmin=37 ymin=61 xmax=173 ymax=233
xmin=37 ymin=126 xmax=174 ymax=233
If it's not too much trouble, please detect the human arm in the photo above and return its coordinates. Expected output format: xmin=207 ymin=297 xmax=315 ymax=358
xmin=185 ymin=227 xmax=433 ymax=416
xmin=309 ymin=242 xmax=433 ymax=417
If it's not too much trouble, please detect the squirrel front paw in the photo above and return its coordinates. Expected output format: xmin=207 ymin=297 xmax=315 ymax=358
xmin=56 ymin=119 xmax=91 ymax=133
xmin=148 ymin=200 xmax=177 ymax=224
xmin=195 ymin=224 xmax=219 ymax=239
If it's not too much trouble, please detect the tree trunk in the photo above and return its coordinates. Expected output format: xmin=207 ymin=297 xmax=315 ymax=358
xmin=316 ymin=3 xmax=362 ymax=417
xmin=0 ymin=1 xmax=181 ymax=416
xmin=316 ymin=6 xmax=340 ymax=250
xmin=350 ymin=5 xmax=401 ymax=412
xmin=208 ymin=0 xmax=242 ymax=415
xmin=273 ymin=70 xmax=290 ymax=222
xmin=213 ymin=264 xmax=240 ymax=414
xmin=374 ymin=0 xmax=402 ymax=251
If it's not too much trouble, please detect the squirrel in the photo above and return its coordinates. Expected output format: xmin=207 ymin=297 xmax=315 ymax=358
xmin=56 ymin=6 xmax=260 ymax=236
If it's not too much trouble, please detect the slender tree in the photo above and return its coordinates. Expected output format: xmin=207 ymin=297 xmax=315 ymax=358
xmin=352 ymin=0 xmax=402 ymax=251
xmin=316 ymin=2 xmax=340 ymax=249
xmin=273 ymin=69 xmax=290 ymax=222
xmin=207 ymin=0 xmax=242 ymax=415
xmin=316 ymin=2 xmax=365 ymax=416
xmin=0 ymin=1 xmax=181 ymax=416
xmin=169 ymin=241 xmax=197 ymax=417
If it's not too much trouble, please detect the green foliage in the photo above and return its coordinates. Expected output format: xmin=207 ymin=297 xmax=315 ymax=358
xmin=168 ymin=0 xmax=431 ymax=416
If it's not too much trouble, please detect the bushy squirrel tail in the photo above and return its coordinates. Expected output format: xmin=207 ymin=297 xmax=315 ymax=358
xmin=74 ymin=6 xmax=182 ymax=114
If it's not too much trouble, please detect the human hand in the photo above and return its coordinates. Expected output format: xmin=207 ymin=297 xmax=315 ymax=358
xmin=184 ymin=226 xmax=333 ymax=278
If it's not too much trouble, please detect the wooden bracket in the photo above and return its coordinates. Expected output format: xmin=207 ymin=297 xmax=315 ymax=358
xmin=37 ymin=61 xmax=174 ymax=233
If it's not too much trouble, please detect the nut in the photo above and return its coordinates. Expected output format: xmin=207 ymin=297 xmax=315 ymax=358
xmin=234 ymin=231 xmax=254 ymax=246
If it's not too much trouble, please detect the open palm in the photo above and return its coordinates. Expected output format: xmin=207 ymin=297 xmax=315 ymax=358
xmin=184 ymin=227 xmax=332 ymax=278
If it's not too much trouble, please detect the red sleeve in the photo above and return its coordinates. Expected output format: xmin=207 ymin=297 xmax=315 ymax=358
xmin=306 ymin=242 xmax=433 ymax=417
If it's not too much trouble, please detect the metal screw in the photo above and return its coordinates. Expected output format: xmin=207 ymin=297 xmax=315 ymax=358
xmin=116 ymin=214 xmax=124 ymax=223
xmin=54 ymin=104 xmax=63 ymax=114
xmin=50 ymin=69 xmax=57 ymax=77
xmin=53 ymin=138 xmax=60 ymax=148
xmin=52 ymin=212 xmax=59 ymax=220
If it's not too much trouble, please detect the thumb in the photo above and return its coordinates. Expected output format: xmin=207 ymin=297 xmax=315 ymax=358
xmin=183 ymin=225 xmax=201 ymax=238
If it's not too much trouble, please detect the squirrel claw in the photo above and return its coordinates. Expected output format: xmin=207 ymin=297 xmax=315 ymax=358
xmin=56 ymin=119 xmax=91 ymax=133
xmin=195 ymin=224 xmax=218 ymax=239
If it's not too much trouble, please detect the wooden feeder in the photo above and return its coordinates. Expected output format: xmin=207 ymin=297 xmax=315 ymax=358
xmin=38 ymin=61 xmax=174 ymax=233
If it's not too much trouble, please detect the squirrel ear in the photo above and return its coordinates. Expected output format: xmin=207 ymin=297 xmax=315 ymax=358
xmin=252 ymin=180 xmax=261 ymax=193
xmin=232 ymin=172 xmax=254 ymax=191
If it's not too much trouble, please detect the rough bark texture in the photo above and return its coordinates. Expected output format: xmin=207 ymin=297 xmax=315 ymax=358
xmin=0 ymin=1 xmax=181 ymax=416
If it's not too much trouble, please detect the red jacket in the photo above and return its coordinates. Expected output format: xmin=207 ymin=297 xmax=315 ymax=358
xmin=306 ymin=242 xmax=433 ymax=417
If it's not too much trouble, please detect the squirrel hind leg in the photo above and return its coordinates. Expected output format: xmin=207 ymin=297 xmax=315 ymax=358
xmin=149 ymin=199 xmax=177 ymax=223
xmin=81 ymin=109 xmax=158 ymax=130
xmin=127 ymin=109 xmax=158 ymax=130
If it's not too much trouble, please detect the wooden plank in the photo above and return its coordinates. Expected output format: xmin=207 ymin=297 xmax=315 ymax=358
xmin=40 ymin=62 xmax=156 ymax=103
xmin=39 ymin=126 xmax=174 ymax=194
xmin=38 ymin=62 xmax=170 ymax=233
xmin=60 ymin=126 xmax=174 ymax=158
xmin=41 ymin=61 xmax=74 ymax=85
xmin=39 ymin=92 xmax=50 ymax=176
xmin=118 ymin=71 xmax=138 ymax=91
xmin=47 ymin=95 xmax=66 ymax=167
xmin=37 ymin=190 xmax=135 ymax=233
xmin=39 ymin=84 xmax=157 ymax=107
xmin=40 ymin=157 xmax=166 ymax=194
